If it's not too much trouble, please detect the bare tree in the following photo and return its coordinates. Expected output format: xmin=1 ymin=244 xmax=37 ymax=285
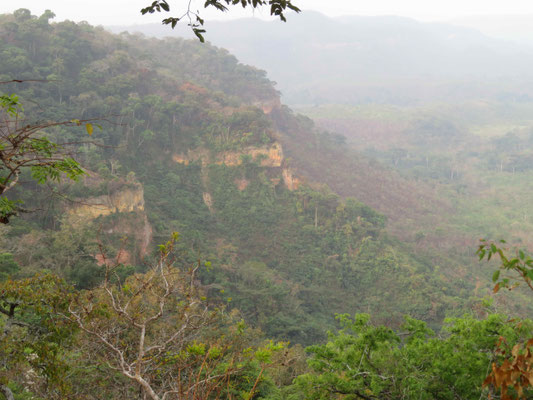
xmin=68 ymin=233 xmax=284 ymax=400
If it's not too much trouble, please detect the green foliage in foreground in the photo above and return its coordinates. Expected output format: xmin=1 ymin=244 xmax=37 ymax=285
xmin=0 ymin=79 xmax=88 ymax=223
xmin=289 ymin=312 xmax=533 ymax=400
xmin=0 ymin=274 xmax=76 ymax=398
xmin=1 ymin=269 xmax=528 ymax=399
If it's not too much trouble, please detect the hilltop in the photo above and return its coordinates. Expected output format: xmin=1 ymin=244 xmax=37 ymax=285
xmin=108 ymin=11 xmax=533 ymax=105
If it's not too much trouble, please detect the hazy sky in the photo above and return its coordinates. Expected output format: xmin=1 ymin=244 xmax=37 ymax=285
xmin=3 ymin=0 xmax=533 ymax=26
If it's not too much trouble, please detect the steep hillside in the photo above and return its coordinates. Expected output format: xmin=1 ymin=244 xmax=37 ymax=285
xmin=0 ymin=10 xmax=504 ymax=344
xmin=269 ymin=107 xmax=450 ymax=237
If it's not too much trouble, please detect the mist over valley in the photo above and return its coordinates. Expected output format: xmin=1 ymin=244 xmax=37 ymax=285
xmin=2 ymin=3 xmax=533 ymax=398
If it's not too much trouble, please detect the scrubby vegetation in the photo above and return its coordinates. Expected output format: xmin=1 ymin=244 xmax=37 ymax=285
xmin=1 ymin=9 xmax=532 ymax=399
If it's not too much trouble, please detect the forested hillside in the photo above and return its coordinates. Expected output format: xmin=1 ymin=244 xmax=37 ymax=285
xmin=2 ymin=9 xmax=533 ymax=399
xmin=0 ymin=9 xmax=483 ymax=343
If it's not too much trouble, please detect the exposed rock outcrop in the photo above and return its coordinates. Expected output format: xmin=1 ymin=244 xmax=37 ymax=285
xmin=218 ymin=142 xmax=283 ymax=167
xmin=66 ymin=177 xmax=152 ymax=262
xmin=173 ymin=142 xmax=283 ymax=168
xmin=173 ymin=141 xmax=301 ymax=191
xmin=67 ymin=182 xmax=144 ymax=221
xmin=203 ymin=192 xmax=214 ymax=213
xmin=282 ymin=168 xmax=301 ymax=191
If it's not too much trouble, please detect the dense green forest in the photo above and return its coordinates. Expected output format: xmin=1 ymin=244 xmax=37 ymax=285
xmin=1 ymin=9 xmax=533 ymax=399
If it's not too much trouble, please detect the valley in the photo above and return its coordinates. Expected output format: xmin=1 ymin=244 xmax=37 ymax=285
xmin=2 ymin=6 xmax=533 ymax=399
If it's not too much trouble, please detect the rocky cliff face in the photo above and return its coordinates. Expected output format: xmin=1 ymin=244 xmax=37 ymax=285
xmin=173 ymin=142 xmax=283 ymax=167
xmin=66 ymin=178 xmax=152 ymax=261
xmin=67 ymin=183 xmax=145 ymax=221
xmin=218 ymin=142 xmax=283 ymax=167
xmin=282 ymin=168 xmax=301 ymax=191
xmin=173 ymin=141 xmax=300 ymax=191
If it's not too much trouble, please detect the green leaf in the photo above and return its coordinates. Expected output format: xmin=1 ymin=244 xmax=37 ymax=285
xmin=0 ymin=93 xmax=22 ymax=116
xmin=492 ymin=270 xmax=500 ymax=283
xmin=0 ymin=196 xmax=21 ymax=219
xmin=527 ymin=270 xmax=533 ymax=280
xmin=193 ymin=28 xmax=206 ymax=43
